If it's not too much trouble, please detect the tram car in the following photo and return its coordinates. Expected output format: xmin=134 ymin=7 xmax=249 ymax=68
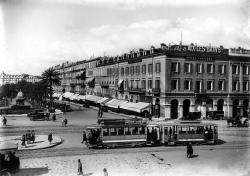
xmin=85 ymin=118 xmax=218 ymax=148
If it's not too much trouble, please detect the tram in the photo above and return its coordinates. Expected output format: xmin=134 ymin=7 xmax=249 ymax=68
xmin=85 ymin=118 xmax=218 ymax=148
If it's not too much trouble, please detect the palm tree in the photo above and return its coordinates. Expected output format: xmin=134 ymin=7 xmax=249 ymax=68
xmin=41 ymin=68 xmax=61 ymax=107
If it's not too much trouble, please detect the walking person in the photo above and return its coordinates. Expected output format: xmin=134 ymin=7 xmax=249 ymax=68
xmin=21 ymin=134 xmax=26 ymax=148
xmin=186 ymin=142 xmax=193 ymax=158
xmin=48 ymin=132 xmax=53 ymax=144
xmin=100 ymin=109 xmax=103 ymax=118
xmin=77 ymin=159 xmax=83 ymax=175
xmin=52 ymin=113 xmax=56 ymax=121
xmin=2 ymin=116 xmax=7 ymax=126
xmin=31 ymin=130 xmax=35 ymax=143
xmin=103 ymin=168 xmax=108 ymax=176
xmin=81 ymin=131 xmax=87 ymax=144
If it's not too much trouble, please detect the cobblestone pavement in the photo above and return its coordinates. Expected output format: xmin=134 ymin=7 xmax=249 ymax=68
xmin=19 ymin=147 xmax=250 ymax=176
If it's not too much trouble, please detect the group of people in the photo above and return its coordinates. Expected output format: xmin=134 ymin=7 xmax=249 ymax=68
xmin=204 ymin=126 xmax=214 ymax=140
xmin=147 ymin=127 xmax=160 ymax=144
xmin=77 ymin=159 xmax=108 ymax=176
xmin=62 ymin=117 xmax=68 ymax=127
xmin=0 ymin=151 xmax=20 ymax=171
xmin=21 ymin=130 xmax=35 ymax=147
xmin=87 ymin=129 xmax=101 ymax=145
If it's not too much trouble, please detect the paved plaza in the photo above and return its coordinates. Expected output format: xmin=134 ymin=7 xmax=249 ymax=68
xmin=1 ymin=106 xmax=250 ymax=176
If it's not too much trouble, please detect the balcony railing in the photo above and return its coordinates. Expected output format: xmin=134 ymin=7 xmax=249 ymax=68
xmin=152 ymin=88 xmax=161 ymax=93
xmin=100 ymin=83 xmax=109 ymax=88
xmin=128 ymin=87 xmax=146 ymax=93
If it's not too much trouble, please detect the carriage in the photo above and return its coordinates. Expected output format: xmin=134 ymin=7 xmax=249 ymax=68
xmin=85 ymin=119 xmax=218 ymax=148
xmin=227 ymin=116 xmax=249 ymax=127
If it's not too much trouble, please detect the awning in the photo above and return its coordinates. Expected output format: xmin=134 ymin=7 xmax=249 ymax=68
xmin=53 ymin=92 xmax=62 ymax=98
xmin=85 ymin=77 xmax=95 ymax=84
xmin=69 ymin=93 xmax=80 ymax=100
xmin=117 ymin=79 xmax=124 ymax=87
xmin=97 ymin=97 xmax=109 ymax=104
xmin=120 ymin=102 xmax=149 ymax=113
xmin=63 ymin=92 xmax=75 ymax=98
xmin=85 ymin=95 xmax=103 ymax=103
xmin=76 ymin=95 xmax=86 ymax=101
xmin=105 ymin=99 xmax=128 ymax=109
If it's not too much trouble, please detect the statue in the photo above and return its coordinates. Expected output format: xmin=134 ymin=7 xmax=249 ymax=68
xmin=16 ymin=90 xmax=25 ymax=106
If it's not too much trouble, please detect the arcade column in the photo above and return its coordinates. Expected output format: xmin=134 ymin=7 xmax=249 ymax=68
xmin=164 ymin=103 xmax=171 ymax=119
xmin=178 ymin=103 xmax=183 ymax=119
xmin=226 ymin=98 xmax=233 ymax=119
xmin=201 ymin=101 xmax=206 ymax=119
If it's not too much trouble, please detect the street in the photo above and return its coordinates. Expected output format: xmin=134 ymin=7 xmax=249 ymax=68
xmin=1 ymin=108 xmax=250 ymax=176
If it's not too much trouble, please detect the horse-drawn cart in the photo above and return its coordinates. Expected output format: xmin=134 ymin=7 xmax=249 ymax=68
xmin=227 ymin=116 xmax=249 ymax=127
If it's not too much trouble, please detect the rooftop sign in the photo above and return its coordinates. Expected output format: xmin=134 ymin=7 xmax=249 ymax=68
xmin=166 ymin=45 xmax=227 ymax=54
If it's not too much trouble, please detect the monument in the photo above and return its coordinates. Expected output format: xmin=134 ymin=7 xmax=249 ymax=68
xmin=16 ymin=90 xmax=25 ymax=106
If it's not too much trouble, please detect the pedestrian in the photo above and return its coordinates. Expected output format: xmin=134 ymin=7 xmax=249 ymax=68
xmin=26 ymin=130 xmax=31 ymax=144
xmin=48 ymin=132 xmax=53 ymax=144
xmin=64 ymin=117 xmax=68 ymax=127
xmin=103 ymin=168 xmax=108 ymax=176
xmin=77 ymin=159 xmax=83 ymax=175
xmin=186 ymin=142 xmax=193 ymax=158
xmin=52 ymin=113 xmax=56 ymax=121
xmin=100 ymin=110 xmax=103 ymax=118
xmin=31 ymin=130 xmax=35 ymax=143
xmin=98 ymin=110 xmax=100 ymax=118
xmin=21 ymin=134 xmax=26 ymax=148
xmin=2 ymin=116 xmax=7 ymax=126
xmin=81 ymin=131 xmax=87 ymax=144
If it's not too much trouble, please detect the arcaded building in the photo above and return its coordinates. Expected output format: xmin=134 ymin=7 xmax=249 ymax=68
xmin=52 ymin=44 xmax=250 ymax=120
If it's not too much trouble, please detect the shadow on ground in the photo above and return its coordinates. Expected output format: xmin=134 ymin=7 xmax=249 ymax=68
xmin=11 ymin=167 xmax=49 ymax=176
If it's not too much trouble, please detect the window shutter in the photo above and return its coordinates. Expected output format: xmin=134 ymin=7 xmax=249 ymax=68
xmin=190 ymin=63 xmax=193 ymax=73
xmin=207 ymin=65 xmax=210 ymax=74
xmin=178 ymin=63 xmax=180 ymax=73
xmin=202 ymin=64 xmax=204 ymax=73
xmin=196 ymin=64 xmax=199 ymax=73
xmin=159 ymin=63 xmax=161 ymax=73
xmin=213 ymin=64 xmax=215 ymax=74
xmin=224 ymin=65 xmax=226 ymax=74
xmin=190 ymin=80 xmax=193 ymax=90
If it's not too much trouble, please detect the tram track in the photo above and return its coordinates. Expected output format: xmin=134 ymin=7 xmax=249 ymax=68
xmin=16 ymin=140 xmax=250 ymax=159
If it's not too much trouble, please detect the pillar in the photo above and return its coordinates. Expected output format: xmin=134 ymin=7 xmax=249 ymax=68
xmin=178 ymin=103 xmax=183 ymax=119
xmin=201 ymin=101 xmax=206 ymax=119
xmin=226 ymin=97 xmax=233 ymax=119
xmin=165 ymin=103 xmax=171 ymax=119
xmin=240 ymin=63 xmax=243 ymax=92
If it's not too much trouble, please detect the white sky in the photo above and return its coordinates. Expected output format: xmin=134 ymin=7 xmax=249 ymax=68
xmin=0 ymin=0 xmax=249 ymax=75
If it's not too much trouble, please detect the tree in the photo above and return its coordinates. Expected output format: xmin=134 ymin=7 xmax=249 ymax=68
xmin=41 ymin=68 xmax=61 ymax=107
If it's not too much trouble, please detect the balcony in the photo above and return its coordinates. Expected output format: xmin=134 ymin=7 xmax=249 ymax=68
xmin=152 ymin=88 xmax=161 ymax=93
xmin=100 ymin=82 xmax=109 ymax=88
xmin=128 ymin=87 xmax=146 ymax=94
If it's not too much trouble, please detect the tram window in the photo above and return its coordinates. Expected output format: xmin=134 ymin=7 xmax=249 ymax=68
xmin=103 ymin=128 xmax=109 ymax=136
xmin=118 ymin=127 xmax=124 ymax=135
xmin=188 ymin=127 xmax=196 ymax=134
xmin=214 ymin=126 xmax=217 ymax=134
xmin=179 ymin=127 xmax=187 ymax=134
xmin=110 ymin=128 xmax=117 ymax=136
xmin=125 ymin=127 xmax=131 ymax=135
xmin=196 ymin=127 xmax=204 ymax=134
xmin=139 ymin=127 xmax=145 ymax=134
xmin=132 ymin=127 xmax=139 ymax=135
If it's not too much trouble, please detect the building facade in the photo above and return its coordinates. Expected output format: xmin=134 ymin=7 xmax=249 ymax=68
xmin=51 ymin=43 xmax=250 ymax=119
xmin=0 ymin=71 xmax=41 ymax=86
